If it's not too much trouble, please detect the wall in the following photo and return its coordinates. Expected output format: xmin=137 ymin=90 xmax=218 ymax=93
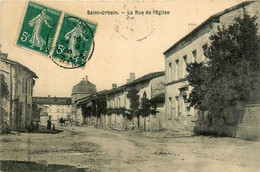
xmin=1 ymin=60 xmax=35 ymax=131
xmin=165 ymin=22 xmax=211 ymax=131
xmin=164 ymin=2 xmax=260 ymax=132
xmin=236 ymin=104 xmax=260 ymax=141
xmin=46 ymin=104 xmax=71 ymax=125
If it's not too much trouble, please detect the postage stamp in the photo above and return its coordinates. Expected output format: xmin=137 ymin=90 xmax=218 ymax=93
xmin=51 ymin=13 xmax=97 ymax=68
xmin=17 ymin=1 xmax=61 ymax=56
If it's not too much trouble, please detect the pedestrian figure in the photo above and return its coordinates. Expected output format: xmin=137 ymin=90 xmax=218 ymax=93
xmin=47 ymin=116 xmax=52 ymax=129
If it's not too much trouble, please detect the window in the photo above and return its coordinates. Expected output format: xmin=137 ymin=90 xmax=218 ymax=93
xmin=192 ymin=50 xmax=197 ymax=62
xmin=22 ymin=78 xmax=26 ymax=93
xmin=183 ymin=55 xmax=187 ymax=77
xmin=57 ymin=108 xmax=60 ymax=113
xmin=117 ymin=98 xmax=121 ymax=108
xmin=112 ymin=99 xmax=115 ymax=108
xmin=175 ymin=97 xmax=179 ymax=118
xmin=168 ymin=63 xmax=172 ymax=82
xmin=175 ymin=59 xmax=179 ymax=80
xmin=168 ymin=97 xmax=172 ymax=120
xmin=61 ymin=108 xmax=64 ymax=113
xmin=202 ymin=44 xmax=208 ymax=60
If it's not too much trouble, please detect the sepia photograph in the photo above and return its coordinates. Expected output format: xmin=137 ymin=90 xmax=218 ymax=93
xmin=0 ymin=0 xmax=259 ymax=171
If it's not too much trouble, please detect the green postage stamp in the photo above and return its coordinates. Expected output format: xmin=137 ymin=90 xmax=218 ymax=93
xmin=17 ymin=1 xmax=61 ymax=55
xmin=17 ymin=2 xmax=97 ymax=68
xmin=52 ymin=14 xmax=97 ymax=68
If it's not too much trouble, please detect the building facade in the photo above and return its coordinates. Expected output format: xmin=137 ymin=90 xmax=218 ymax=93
xmin=76 ymin=72 xmax=166 ymax=131
xmin=164 ymin=1 xmax=260 ymax=131
xmin=71 ymin=76 xmax=97 ymax=122
xmin=1 ymin=51 xmax=38 ymax=131
xmin=33 ymin=96 xmax=71 ymax=125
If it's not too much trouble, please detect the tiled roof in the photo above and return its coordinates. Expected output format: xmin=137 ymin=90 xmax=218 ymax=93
xmin=76 ymin=90 xmax=109 ymax=105
xmin=126 ymin=71 xmax=165 ymax=87
xmin=1 ymin=55 xmax=38 ymax=78
xmin=107 ymin=71 xmax=165 ymax=95
xmin=163 ymin=1 xmax=254 ymax=56
xmin=72 ymin=80 xmax=97 ymax=95
xmin=33 ymin=97 xmax=71 ymax=105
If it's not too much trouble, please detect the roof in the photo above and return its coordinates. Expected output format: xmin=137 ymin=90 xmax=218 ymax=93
xmin=163 ymin=1 xmax=254 ymax=56
xmin=107 ymin=71 xmax=165 ymax=95
xmin=72 ymin=79 xmax=97 ymax=95
xmin=33 ymin=97 xmax=71 ymax=105
xmin=76 ymin=90 xmax=109 ymax=105
xmin=126 ymin=71 xmax=165 ymax=87
xmin=1 ymin=55 xmax=38 ymax=78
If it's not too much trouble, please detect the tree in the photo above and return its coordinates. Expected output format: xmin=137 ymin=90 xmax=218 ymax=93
xmin=127 ymin=88 xmax=140 ymax=128
xmin=187 ymin=12 xmax=260 ymax=128
xmin=32 ymin=103 xmax=42 ymax=120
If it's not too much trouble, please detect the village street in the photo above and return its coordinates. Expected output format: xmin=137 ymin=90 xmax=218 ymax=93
xmin=0 ymin=126 xmax=259 ymax=172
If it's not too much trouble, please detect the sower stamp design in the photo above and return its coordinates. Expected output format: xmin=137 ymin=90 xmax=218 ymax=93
xmin=17 ymin=2 xmax=61 ymax=55
xmin=52 ymin=13 xmax=97 ymax=68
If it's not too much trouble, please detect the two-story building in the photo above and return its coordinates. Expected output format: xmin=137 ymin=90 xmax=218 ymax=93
xmin=1 ymin=51 xmax=38 ymax=131
xmin=33 ymin=96 xmax=71 ymax=125
xmin=164 ymin=1 xmax=260 ymax=131
xmin=106 ymin=72 xmax=166 ymax=131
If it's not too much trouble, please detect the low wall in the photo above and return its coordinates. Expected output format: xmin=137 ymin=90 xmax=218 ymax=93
xmin=236 ymin=104 xmax=260 ymax=141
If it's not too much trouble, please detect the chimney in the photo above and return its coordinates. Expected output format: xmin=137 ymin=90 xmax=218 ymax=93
xmin=130 ymin=73 xmax=135 ymax=81
xmin=188 ymin=23 xmax=197 ymax=32
xmin=112 ymin=83 xmax=117 ymax=89
xmin=1 ymin=53 xmax=8 ymax=59
xmin=85 ymin=75 xmax=88 ymax=81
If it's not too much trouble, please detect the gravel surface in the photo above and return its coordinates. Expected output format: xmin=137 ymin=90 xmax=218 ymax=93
xmin=0 ymin=126 xmax=259 ymax=172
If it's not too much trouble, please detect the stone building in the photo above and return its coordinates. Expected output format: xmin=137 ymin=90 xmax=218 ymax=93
xmin=163 ymin=1 xmax=260 ymax=131
xmin=106 ymin=72 xmax=165 ymax=131
xmin=74 ymin=72 xmax=165 ymax=130
xmin=71 ymin=76 xmax=97 ymax=122
xmin=33 ymin=96 xmax=71 ymax=125
xmin=0 ymin=51 xmax=38 ymax=131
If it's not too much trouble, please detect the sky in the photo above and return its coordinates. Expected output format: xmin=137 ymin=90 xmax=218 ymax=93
xmin=1 ymin=0 xmax=243 ymax=97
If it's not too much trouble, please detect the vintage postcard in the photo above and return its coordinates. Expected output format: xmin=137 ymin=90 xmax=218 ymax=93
xmin=1 ymin=0 xmax=259 ymax=172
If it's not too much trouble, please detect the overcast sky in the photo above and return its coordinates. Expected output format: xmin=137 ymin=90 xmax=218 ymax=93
xmin=1 ymin=0 xmax=242 ymax=97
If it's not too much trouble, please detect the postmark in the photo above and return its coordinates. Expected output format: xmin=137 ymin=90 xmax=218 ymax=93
xmin=17 ymin=1 xmax=61 ymax=56
xmin=51 ymin=14 xmax=97 ymax=68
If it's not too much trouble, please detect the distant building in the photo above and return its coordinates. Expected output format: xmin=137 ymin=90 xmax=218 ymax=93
xmin=1 ymin=51 xmax=38 ymax=131
xmin=76 ymin=72 xmax=166 ymax=130
xmin=33 ymin=96 xmax=71 ymax=125
xmin=71 ymin=76 xmax=97 ymax=122
xmin=163 ymin=1 xmax=260 ymax=131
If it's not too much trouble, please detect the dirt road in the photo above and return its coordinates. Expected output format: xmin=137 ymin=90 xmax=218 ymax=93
xmin=0 ymin=126 xmax=259 ymax=172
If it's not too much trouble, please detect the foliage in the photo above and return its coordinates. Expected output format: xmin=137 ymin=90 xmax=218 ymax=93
xmin=0 ymin=74 xmax=10 ymax=133
xmin=81 ymin=95 xmax=107 ymax=119
xmin=81 ymin=105 xmax=92 ymax=118
xmin=187 ymin=12 xmax=260 ymax=118
xmin=139 ymin=91 xmax=151 ymax=117
xmin=96 ymin=96 xmax=107 ymax=116
xmin=127 ymin=88 xmax=140 ymax=116
xmin=107 ymin=107 xmax=126 ymax=115
xmin=32 ymin=103 xmax=42 ymax=119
